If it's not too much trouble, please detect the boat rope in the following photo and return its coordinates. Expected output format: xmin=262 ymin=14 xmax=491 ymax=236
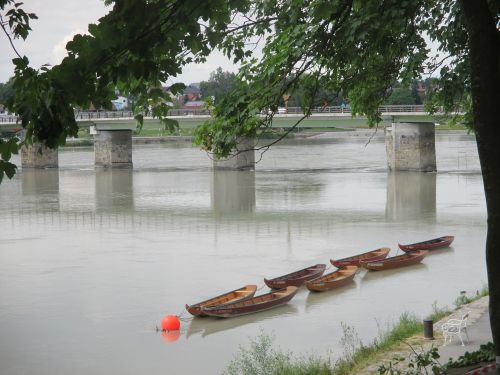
xmin=257 ymin=284 xmax=267 ymax=291
xmin=176 ymin=310 xmax=192 ymax=322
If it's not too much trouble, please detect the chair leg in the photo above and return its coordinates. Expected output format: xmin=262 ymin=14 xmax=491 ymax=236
xmin=444 ymin=333 xmax=450 ymax=346
xmin=464 ymin=328 xmax=469 ymax=344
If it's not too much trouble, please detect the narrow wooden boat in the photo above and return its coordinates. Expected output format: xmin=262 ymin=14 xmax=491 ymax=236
xmin=201 ymin=286 xmax=299 ymax=318
xmin=360 ymin=250 xmax=428 ymax=271
xmin=185 ymin=284 xmax=257 ymax=317
xmin=264 ymin=264 xmax=326 ymax=289
xmin=306 ymin=266 xmax=358 ymax=292
xmin=398 ymin=236 xmax=454 ymax=252
xmin=330 ymin=247 xmax=390 ymax=267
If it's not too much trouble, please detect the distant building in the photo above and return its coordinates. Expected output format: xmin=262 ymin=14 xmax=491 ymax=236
xmin=183 ymin=85 xmax=202 ymax=102
xmin=162 ymin=83 xmax=203 ymax=108
xmin=183 ymin=100 xmax=205 ymax=109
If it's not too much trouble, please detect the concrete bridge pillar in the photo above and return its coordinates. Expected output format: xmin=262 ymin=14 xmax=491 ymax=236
xmin=213 ymin=137 xmax=255 ymax=170
xmin=93 ymin=130 xmax=133 ymax=168
xmin=21 ymin=142 xmax=58 ymax=168
xmin=386 ymin=122 xmax=436 ymax=172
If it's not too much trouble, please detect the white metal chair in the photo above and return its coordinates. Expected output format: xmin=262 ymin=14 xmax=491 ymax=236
xmin=442 ymin=311 xmax=470 ymax=346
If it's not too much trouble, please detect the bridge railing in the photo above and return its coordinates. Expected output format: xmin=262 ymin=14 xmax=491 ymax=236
xmin=377 ymin=105 xmax=425 ymax=113
xmin=3 ymin=105 xmax=428 ymax=123
xmin=73 ymin=105 xmax=426 ymax=119
xmin=74 ymin=110 xmax=135 ymax=119
xmin=0 ymin=116 xmax=18 ymax=123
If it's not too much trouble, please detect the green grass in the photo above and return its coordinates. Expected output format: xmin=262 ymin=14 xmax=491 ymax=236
xmin=377 ymin=313 xmax=423 ymax=349
xmin=133 ymin=127 xmax=195 ymax=137
xmin=332 ymin=314 xmax=423 ymax=375
xmin=435 ymin=123 xmax=470 ymax=131
xmin=297 ymin=127 xmax=353 ymax=132
xmin=454 ymin=285 xmax=489 ymax=308
xmin=427 ymin=301 xmax=454 ymax=323
xmin=224 ymin=314 xmax=423 ymax=375
xmin=224 ymin=290 xmax=490 ymax=375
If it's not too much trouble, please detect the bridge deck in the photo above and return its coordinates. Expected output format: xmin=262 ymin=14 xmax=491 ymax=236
xmin=0 ymin=105 xmax=447 ymax=132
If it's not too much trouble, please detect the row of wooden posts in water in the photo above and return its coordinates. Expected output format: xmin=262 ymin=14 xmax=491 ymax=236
xmin=184 ymin=236 xmax=454 ymax=318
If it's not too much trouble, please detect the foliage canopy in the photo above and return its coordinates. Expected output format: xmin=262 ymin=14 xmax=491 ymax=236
xmin=1 ymin=0 xmax=498 ymax=168
xmin=1 ymin=0 xmax=500 ymax=363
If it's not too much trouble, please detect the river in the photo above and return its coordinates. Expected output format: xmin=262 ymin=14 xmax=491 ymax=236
xmin=0 ymin=132 xmax=486 ymax=374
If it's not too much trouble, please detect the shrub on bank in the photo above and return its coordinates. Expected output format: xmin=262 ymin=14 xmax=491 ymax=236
xmin=224 ymin=313 xmax=423 ymax=375
xmin=224 ymin=291 xmax=490 ymax=375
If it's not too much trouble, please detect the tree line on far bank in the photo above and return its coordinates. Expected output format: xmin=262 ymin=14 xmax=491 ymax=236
xmin=198 ymin=69 xmax=435 ymax=108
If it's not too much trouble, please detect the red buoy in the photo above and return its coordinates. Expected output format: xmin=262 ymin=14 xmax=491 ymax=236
xmin=161 ymin=315 xmax=180 ymax=331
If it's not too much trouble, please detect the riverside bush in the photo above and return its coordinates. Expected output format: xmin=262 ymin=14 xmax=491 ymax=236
xmin=224 ymin=314 xmax=423 ymax=375
xmin=224 ymin=293 xmax=489 ymax=375
xmin=445 ymin=342 xmax=495 ymax=369
xmin=224 ymin=333 xmax=333 ymax=375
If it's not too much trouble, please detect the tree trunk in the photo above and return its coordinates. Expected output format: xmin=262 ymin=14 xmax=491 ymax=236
xmin=459 ymin=0 xmax=500 ymax=370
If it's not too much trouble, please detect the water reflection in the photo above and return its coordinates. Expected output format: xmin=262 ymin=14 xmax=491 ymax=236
xmin=385 ymin=172 xmax=436 ymax=221
xmin=359 ymin=263 xmax=429 ymax=285
xmin=161 ymin=330 xmax=181 ymax=343
xmin=211 ymin=170 xmax=256 ymax=214
xmin=21 ymin=169 xmax=60 ymax=212
xmin=304 ymin=283 xmax=357 ymax=313
xmin=95 ymin=169 xmax=134 ymax=211
xmin=0 ymin=136 xmax=488 ymax=375
xmin=186 ymin=304 xmax=299 ymax=339
xmin=22 ymin=169 xmax=60 ymax=196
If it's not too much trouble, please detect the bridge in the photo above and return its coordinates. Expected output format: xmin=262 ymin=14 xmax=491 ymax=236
xmin=0 ymin=105 xmax=448 ymax=171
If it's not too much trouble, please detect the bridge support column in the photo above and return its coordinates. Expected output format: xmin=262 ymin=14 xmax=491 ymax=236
xmin=94 ymin=130 xmax=132 ymax=168
xmin=213 ymin=137 xmax=255 ymax=170
xmin=386 ymin=122 xmax=436 ymax=172
xmin=21 ymin=143 xmax=58 ymax=168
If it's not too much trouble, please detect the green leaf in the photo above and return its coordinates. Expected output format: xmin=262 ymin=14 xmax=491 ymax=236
xmin=168 ymin=83 xmax=186 ymax=95
xmin=0 ymin=160 xmax=18 ymax=182
xmin=0 ymin=138 xmax=20 ymax=161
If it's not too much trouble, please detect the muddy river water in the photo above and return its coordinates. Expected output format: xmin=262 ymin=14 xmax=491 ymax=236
xmin=0 ymin=132 xmax=486 ymax=374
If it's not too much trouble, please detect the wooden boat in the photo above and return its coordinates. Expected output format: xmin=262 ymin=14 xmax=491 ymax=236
xmin=360 ymin=250 xmax=428 ymax=271
xmin=264 ymin=264 xmax=326 ymax=289
xmin=306 ymin=266 xmax=358 ymax=292
xmin=201 ymin=286 xmax=299 ymax=318
xmin=399 ymin=236 xmax=454 ymax=252
xmin=330 ymin=247 xmax=390 ymax=267
xmin=185 ymin=284 xmax=257 ymax=317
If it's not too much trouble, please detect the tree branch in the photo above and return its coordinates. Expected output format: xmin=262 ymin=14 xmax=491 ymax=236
xmin=0 ymin=14 xmax=24 ymax=61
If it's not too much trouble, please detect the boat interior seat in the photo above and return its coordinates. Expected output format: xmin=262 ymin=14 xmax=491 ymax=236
xmin=442 ymin=310 xmax=470 ymax=346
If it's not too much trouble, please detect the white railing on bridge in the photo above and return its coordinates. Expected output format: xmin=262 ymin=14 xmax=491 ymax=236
xmin=1 ymin=105 xmax=427 ymax=123
xmin=0 ymin=115 xmax=18 ymax=123
xmin=72 ymin=105 xmax=425 ymax=120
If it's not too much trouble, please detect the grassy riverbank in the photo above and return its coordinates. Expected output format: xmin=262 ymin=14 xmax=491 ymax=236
xmin=61 ymin=123 xmax=472 ymax=148
xmin=224 ymin=289 xmax=489 ymax=375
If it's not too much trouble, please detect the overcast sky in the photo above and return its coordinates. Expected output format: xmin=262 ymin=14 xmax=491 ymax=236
xmin=0 ymin=0 xmax=238 ymax=84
